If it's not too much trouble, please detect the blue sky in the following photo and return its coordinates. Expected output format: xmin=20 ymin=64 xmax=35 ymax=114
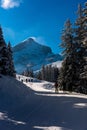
xmin=0 ymin=0 xmax=85 ymax=53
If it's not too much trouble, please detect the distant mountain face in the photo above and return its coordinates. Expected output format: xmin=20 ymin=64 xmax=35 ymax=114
xmin=13 ymin=38 xmax=62 ymax=73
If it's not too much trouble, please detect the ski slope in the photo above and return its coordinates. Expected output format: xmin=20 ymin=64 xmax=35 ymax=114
xmin=0 ymin=75 xmax=87 ymax=130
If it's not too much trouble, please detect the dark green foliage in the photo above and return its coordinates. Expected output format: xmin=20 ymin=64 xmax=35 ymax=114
xmin=0 ymin=26 xmax=9 ymax=75
xmin=59 ymin=2 xmax=87 ymax=93
xmin=59 ymin=19 xmax=76 ymax=92
xmin=36 ymin=65 xmax=59 ymax=82
xmin=7 ymin=42 xmax=16 ymax=77
xmin=74 ymin=3 xmax=87 ymax=92
xmin=79 ymin=2 xmax=87 ymax=91
xmin=0 ymin=26 xmax=15 ymax=77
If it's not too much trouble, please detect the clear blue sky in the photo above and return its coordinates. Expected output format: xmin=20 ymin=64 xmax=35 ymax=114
xmin=0 ymin=0 xmax=85 ymax=53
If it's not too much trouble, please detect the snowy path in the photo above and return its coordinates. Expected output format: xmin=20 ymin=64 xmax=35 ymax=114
xmin=23 ymin=91 xmax=87 ymax=130
xmin=0 ymin=76 xmax=87 ymax=130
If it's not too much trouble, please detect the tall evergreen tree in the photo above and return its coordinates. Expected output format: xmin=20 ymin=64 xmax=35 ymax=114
xmin=58 ymin=2 xmax=87 ymax=93
xmin=79 ymin=2 xmax=87 ymax=90
xmin=7 ymin=42 xmax=15 ymax=77
xmin=0 ymin=26 xmax=8 ymax=75
xmin=74 ymin=3 xmax=87 ymax=91
xmin=59 ymin=19 xmax=77 ymax=92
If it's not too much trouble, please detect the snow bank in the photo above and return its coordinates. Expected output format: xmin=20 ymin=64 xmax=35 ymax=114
xmin=0 ymin=75 xmax=87 ymax=130
xmin=0 ymin=75 xmax=35 ymax=113
xmin=16 ymin=74 xmax=54 ymax=92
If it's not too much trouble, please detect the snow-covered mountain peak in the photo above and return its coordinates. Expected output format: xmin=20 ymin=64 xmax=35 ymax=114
xmin=13 ymin=37 xmax=52 ymax=54
xmin=13 ymin=37 xmax=62 ymax=73
xmin=23 ymin=37 xmax=35 ymax=44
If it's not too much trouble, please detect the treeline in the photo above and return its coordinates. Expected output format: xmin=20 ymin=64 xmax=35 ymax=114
xmin=0 ymin=26 xmax=15 ymax=77
xmin=22 ymin=65 xmax=59 ymax=82
xmin=58 ymin=2 xmax=87 ymax=93
xmin=22 ymin=68 xmax=34 ymax=78
xmin=36 ymin=65 xmax=59 ymax=82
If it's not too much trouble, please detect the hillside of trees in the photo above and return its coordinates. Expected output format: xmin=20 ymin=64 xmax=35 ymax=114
xmin=58 ymin=2 xmax=87 ymax=94
xmin=36 ymin=65 xmax=59 ymax=82
xmin=22 ymin=65 xmax=59 ymax=82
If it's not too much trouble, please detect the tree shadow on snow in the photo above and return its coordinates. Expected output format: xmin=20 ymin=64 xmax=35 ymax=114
xmin=0 ymin=78 xmax=87 ymax=130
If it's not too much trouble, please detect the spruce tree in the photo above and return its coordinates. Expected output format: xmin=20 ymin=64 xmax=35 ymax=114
xmin=0 ymin=26 xmax=8 ymax=75
xmin=79 ymin=2 xmax=87 ymax=91
xmin=59 ymin=19 xmax=76 ymax=92
xmin=7 ymin=42 xmax=15 ymax=77
xmin=58 ymin=2 xmax=87 ymax=93
xmin=74 ymin=3 xmax=87 ymax=92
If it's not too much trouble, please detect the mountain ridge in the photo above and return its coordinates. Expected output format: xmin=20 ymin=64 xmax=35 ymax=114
xmin=13 ymin=38 xmax=52 ymax=54
xmin=13 ymin=37 xmax=62 ymax=73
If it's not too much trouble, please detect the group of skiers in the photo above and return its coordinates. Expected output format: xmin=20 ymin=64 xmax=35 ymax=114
xmin=18 ymin=76 xmax=33 ymax=83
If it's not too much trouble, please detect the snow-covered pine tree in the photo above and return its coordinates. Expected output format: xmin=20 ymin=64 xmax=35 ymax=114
xmin=75 ymin=3 xmax=87 ymax=91
xmin=58 ymin=2 xmax=87 ymax=93
xmin=7 ymin=42 xmax=16 ymax=77
xmin=59 ymin=19 xmax=76 ymax=92
xmin=83 ymin=2 xmax=87 ymax=40
xmin=0 ymin=26 xmax=9 ymax=75
xmin=79 ymin=2 xmax=87 ymax=91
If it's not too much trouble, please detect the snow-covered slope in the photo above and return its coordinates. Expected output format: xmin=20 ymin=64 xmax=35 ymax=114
xmin=47 ymin=61 xmax=62 ymax=68
xmin=13 ymin=38 xmax=62 ymax=73
xmin=0 ymin=75 xmax=87 ymax=130
xmin=0 ymin=75 xmax=33 ymax=110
